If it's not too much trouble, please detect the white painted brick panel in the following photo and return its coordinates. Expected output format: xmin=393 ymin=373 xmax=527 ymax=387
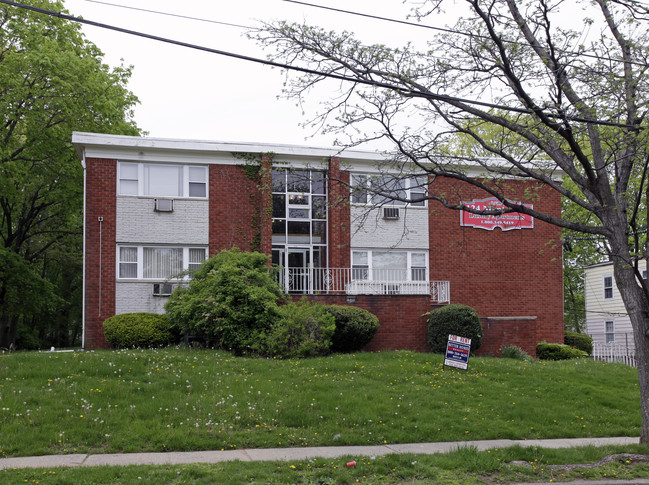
xmin=116 ymin=197 xmax=208 ymax=244
xmin=350 ymin=206 xmax=429 ymax=249
xmin=115 ymin=282 xmax=168 ymax=315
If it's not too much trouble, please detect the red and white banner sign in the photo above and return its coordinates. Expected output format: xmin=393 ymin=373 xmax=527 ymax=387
xmin=460 ymin=198 xmax=533 ymax=231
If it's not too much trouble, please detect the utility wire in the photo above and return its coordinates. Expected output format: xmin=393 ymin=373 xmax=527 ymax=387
xmin=0 ymin=0 xmax=643 ymax=129
xmin=81 ymin=0 xmax=649 ymax=69
xmin=83 ymin=0 xmax=249 ymax=29
xmin=280 ymin=0 xmax=649 ymax=69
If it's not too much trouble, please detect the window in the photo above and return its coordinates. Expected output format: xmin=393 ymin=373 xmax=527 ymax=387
xmin=188 ymin=167 xmax=207 ymax=197
xmin=603 ymin=276 xmax=614 ymax=299
xmin=143 ymin=247 xmax=183 ymax=279
xmin=117 ymin=246 xmax=207 ymax=279
xmin=352 ymin=251 xmax=369 ymax=280
xmin=118 ymin=246 xmax=138 ymax=278
xmin=145 ymin=164 xmax=182 ymax=197
xmin=271 ymin=169 xmax=327 ymax=246
xmin=188 ymin=248 xmax=206 ymax=274
xmin=351 ymin=250 xmax=428 ymax=281
xmin=119 ymin=163 xmax=139 ymax=195
xmin=409 ymin=177 xmax=427 ymax=207
xmin=605 ymin=320 xmax=615 ymax=343
xmin=118 ymin=162 xmax=207 ymax=198
xmin=411 ymin=253 xmax=427 ymax=281
xmin=373 ymin=251 xmax=408 ymax=280
xmin=351 ymin=175 xmax=368 ymax=204
xmin=351 ymin=174 xmax=427 ymax=206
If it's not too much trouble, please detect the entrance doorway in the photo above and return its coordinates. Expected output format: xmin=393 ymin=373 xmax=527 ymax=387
xmin=272 ymin=248 xmax=311 ymax=293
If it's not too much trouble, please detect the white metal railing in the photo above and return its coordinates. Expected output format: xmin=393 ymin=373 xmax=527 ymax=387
xmin=591 ymin=342 xmax=637 ymax=368
xmin=275 ymin=267 xmax=450 ymax=303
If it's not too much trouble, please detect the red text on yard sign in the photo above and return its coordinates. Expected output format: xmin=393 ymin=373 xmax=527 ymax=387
xmin=460 ymin=198 xmax=533 ymax=231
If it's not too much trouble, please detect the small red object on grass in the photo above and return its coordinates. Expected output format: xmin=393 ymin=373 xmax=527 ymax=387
xmin=346 ymin=461 xmax=356 ymax=467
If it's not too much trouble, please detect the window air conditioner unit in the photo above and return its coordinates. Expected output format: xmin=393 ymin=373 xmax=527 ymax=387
xmin=154 ymin=199 xmax=174 ymax=212
xmin=383 ymin=207 xmax=400 ymax=219
xmin=152 ymin=283 xmax=173 ymax=296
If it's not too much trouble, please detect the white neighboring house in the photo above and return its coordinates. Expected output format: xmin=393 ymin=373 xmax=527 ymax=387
xmin=584 ymin=260 xmax=647 ymax=352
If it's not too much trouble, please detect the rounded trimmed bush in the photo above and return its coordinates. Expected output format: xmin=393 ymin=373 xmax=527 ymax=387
xmin=536 ymin=342 xmax=587 ymax=360
xmin=257 ymin=300 xmax=335 ymax=359
xmin=325 ymin=305 xmax=380 ymax=353
xmin=427 ymin=304 xmax=482 ymax=354
xmin=564 ymin=331 xmax=593 ymax=355
xmin=103 ymin=312 xmax=174 ymax=348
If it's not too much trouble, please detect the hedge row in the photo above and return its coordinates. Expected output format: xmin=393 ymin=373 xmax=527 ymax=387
xmin=102 ymin=303 xmax=380 ymax=357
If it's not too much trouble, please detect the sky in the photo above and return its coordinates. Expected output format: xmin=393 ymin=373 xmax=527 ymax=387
xmin=60 ymin=0 xmax=434 ymax=150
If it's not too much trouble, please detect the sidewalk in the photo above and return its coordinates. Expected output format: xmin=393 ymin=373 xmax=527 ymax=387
xmin=0 ymin=436 xmax=641 ymax=470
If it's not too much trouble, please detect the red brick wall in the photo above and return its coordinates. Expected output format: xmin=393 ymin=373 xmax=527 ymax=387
xmin=259 ymin=157 xmax=273 ymax=256
xmin=83 ymin=156 xmax=563 ymax=354
xmin=302 ymin=295 xmax=441 ymax=352
xmin=477 ymin=317 xmax=539 ymax=357
xmin=327 ymin=157 xmax=351 ymax=268
xmin=427 ymin=178 xmax=564 ymax=354
xmin=209 ymin=164 xmax=266 ymax=255
xmin=84 ymin=158 xmax=117 ymax=349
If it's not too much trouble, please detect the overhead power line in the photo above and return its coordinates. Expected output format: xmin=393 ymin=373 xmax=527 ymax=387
xmin=83 ymin=0 xmax=249 ymax=29
xmin=0 ymin=0 xmax=643 ymax=129
xmin=280 ymin=0 xmax=648 ymax=69
xmin=82 ymin=0 xmax=649 ymax=69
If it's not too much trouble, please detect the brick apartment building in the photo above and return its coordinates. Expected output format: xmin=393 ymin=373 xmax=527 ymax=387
xmin=73 ymin=132 xmax=564 ymax=355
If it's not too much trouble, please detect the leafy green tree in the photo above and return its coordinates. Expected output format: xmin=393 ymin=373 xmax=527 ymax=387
xmin=0 ymin=0 xmax=139 ymax=348
xmin=253 ymin=0 xmax=649 ymax=441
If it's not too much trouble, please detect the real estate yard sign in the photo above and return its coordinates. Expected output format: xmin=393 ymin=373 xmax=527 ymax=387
xmin=444 ymin=335 xmax=472 ymax=370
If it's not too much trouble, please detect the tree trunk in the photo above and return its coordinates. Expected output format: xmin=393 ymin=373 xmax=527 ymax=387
xmin=0 ymin=314 xmax=18 ymax=349
xmin=613 ymin=261 xmax=649 ymax=444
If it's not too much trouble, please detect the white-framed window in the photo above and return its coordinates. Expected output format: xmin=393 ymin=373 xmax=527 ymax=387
xmin=117 ymin=246 xmax=207 ymax=280
xmin=603 ymin=275 xmax=614 ymax=299
xmin=351 ymin=250 xmax=428 ymax=281
xmin=605 ymin=320 xmax=615 ymax=343
xmin=188 ymin=248 xmax=206 ymax=274
xmin=118 ymin=163 xmax=139 ymax=195
xmin=352 ymin=251 xmax=369 ymax=280
xmin=118 ymin=162 xmax=208 ymax=198
xmin=411 ymin=252 xmax=427 ymax=281
xmin=351 ymin=174 xmax=427 ymax=207
xmin=271 ymin=168 xmax=327 ymax=246
xmin=118 ymin=246 xmax=138 ymax=278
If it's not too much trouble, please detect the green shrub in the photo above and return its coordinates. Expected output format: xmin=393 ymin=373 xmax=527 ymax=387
xmin=16 ymin=324 xmax=41 ymax=350
xmin=500 ymin=344 xmax=531 ymax=361
xmin=165 ymin=248 xmax=285 ymax=354
xmin=325 ymin=305 xmax=380 ymax=353
xmin=536 ymin=342 xmax=587 ymax=360
xmin=103 ymin=313 xmax=174 ymax=348
xmin=427 ymin=304 xmax=482 ymax=354
xmin=257 ymin=300 xmax=335 ymax=359
xmin=564 ymin=331 xmax=593 ymax=355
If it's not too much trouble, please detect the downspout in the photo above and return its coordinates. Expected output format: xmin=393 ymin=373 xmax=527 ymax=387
xmin=81 ymin=149 xmax=87 ymax=350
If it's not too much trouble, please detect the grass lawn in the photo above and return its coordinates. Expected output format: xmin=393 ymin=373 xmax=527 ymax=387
xmin=0 ymin=348 xmax=642 ymax=459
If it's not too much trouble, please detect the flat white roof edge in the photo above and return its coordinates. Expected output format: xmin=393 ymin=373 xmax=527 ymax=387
xmin=71 ymin=132 xmax=564 ymax=179
xmin=71 ymin=132 xmax=387 ymax=162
